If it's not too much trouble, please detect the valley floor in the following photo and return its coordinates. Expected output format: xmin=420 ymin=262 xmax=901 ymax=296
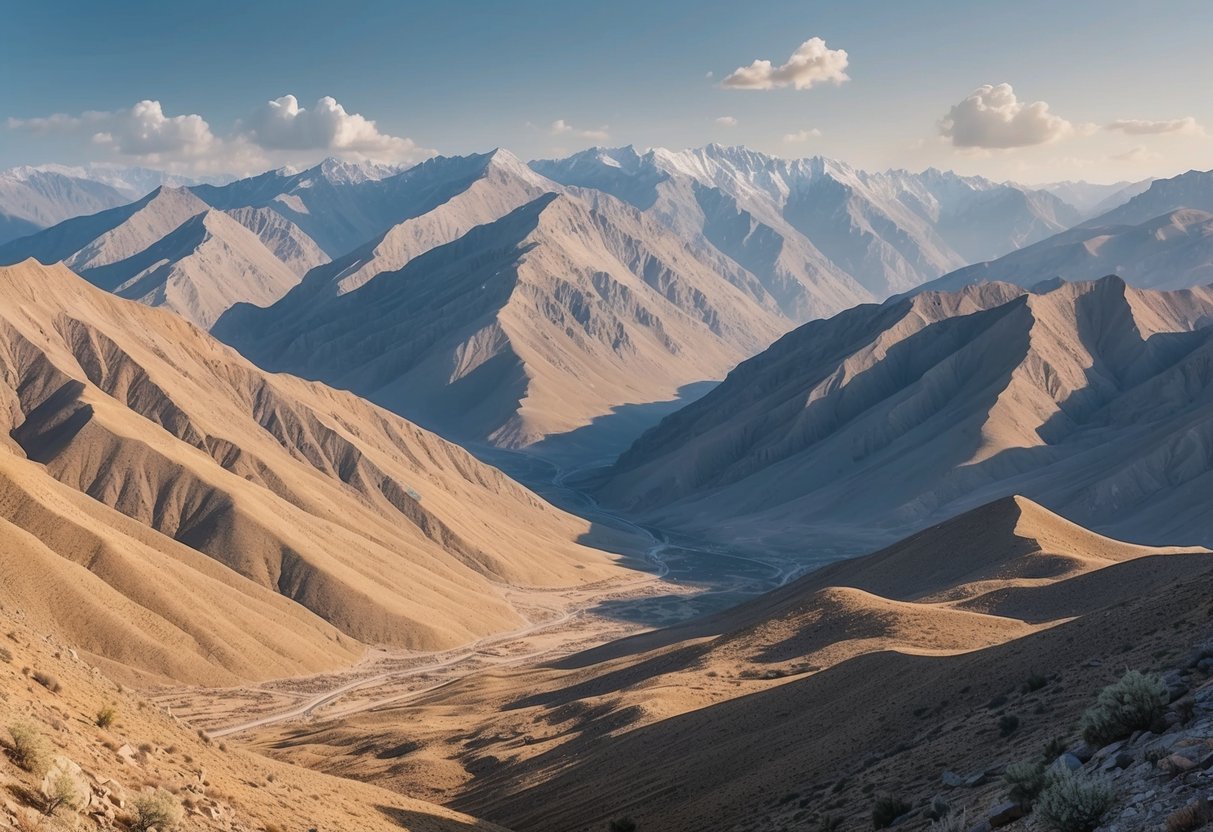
xmin=150 ymin=447 xmax=810 ymax=740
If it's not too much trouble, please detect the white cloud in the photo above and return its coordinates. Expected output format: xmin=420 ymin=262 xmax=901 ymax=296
xmin=1111 ymin=145 xmax=1163 ymax=163
xmin=782 ymin=128 xmax=822 ymax=143
xmin=722 ymin=37 xmax=849 ymax=91
xmin=715 ymin=116 xmax=738 ymax=127
xmin=938 ymin=83 xmax=1074 ymax=149
xmin=7 ymin=95 xmax=432 ymax=172
xmin=9 ymin=100 xmax=217 ymax=158
xmin=241 ymin=95 xmax=427 ymax=162
xmin=1106 ymin=117 xmax=1204 ymax=136
xmin=549 ymin=119 xmax=610 ymax=142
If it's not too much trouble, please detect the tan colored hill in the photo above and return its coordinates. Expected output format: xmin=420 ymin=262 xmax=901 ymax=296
xmin=0 ymin=188 xmax=320 ymax=328
xmin=0 ymin=259 xmax=629 ymax=685
xmin=218 ymin=189 xmax=787 ymax=449
xmin=595 ymin=276 xmax=1213 ymax=554
xmin=247 ymin=497 xmax=1212 ymax=832
xmin=0 ymin=609 xmax=510 ymax=832
xmin=224 ymin=204 xmax=329 ymax=276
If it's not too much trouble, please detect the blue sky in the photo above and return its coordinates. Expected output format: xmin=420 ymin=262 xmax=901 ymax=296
xmin=3 ymin=0 xmax=1212 ymax=182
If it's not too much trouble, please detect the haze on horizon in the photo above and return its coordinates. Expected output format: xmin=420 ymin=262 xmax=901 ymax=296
xmin=3 ymin=0 xmax=1212 ymax=185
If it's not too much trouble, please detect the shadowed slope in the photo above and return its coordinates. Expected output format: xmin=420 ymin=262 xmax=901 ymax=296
xmin=252 ymin=498 xmax=1209 ymax=832
xmin=0 ymin=260 xmax=627 ymax=682
xmin=596 ymin=277 xmax=1213 ymax=552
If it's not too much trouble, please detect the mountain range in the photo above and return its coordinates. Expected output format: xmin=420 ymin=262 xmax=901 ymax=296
xmin=596 ymin=276 xmax=1213 ymax=555
xmin=0 ymin=259 xmax=626 ymax=685
xmin=0 ymin=147 xmax=1167 ymax=453
xmin=0 ymin=163 xmax=229 ymax=245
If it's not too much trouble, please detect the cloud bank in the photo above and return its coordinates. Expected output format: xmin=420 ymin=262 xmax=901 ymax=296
xmin=7 ymin=95 xmax=431 ymax=171
xmin=722 ymin=37 xmax=849 ymax=91
xmin=1106 ymin=117 xmax=1204 ymax=136
xmin=938 ymin=83 xmax=1073 ymax=149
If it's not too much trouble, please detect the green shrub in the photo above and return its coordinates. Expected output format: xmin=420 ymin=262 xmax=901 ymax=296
xmin=43 ymin=770 xmax=81 ymax=815
xmin=1005 ymin=759 xmax=1047 ymax=807
xmin=0 ymin=645 xmax=11 ymax=663
xmin=8 ymin=721 xmax=52 ymax=777
xmin=1042 ymin=736 xmax=1068 ymax=762
xmin=130 ymin=789 xmax=183 ymax=832
xmin=1079 ymin=670 xmax=1167 ymax=746
xmin=999 ymin=714 xmax=1021 ymax=736
xmin=1036 ymin=770 xmax=1114 ymax=832
xmin=95 ymin=706 xmax=117 ymax=729
xmin=872 ymin=795 xmax=911 ymax=829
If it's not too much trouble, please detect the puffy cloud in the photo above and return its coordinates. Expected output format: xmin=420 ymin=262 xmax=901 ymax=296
xmin=241 ymin=95 xmax=427 ymax=161
xmin=938 ymin=83 xmax=1073 ymax=149
xmin=549 ymin=119 xmax=610 ymax=142
xmin=782 ymin=128 xmax=822 ymax=143
xmin=1106 ymin=117 xmax=1204 ymax=136
xmin=9 ymin=100 xmax=216 ymax=158
xmin=722 ymin=37 xmax=849 ymax=91
xmin=715 ymin=116 xmax=738 ymax=127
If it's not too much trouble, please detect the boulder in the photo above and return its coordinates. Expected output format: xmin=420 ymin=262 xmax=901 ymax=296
xmin=987 ymin=801 xmax=1025 ymax=828
xmin=40 ymin=756 xmax=90 ymax=813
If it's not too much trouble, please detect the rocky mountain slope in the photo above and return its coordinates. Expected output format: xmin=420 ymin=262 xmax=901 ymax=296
xmin=0 ymin=187 xmax=319 ymax=328
xmin=249 ymin=496 xmax=1213 ymax=832
xmin=216 ymin=186 xmax=789 ymax=449
xmin=0 ymin=260 xmax=626 ymax=685
xmin=0 ymin=608 xmax=509 ymax=831
xmin=0 ymin=164 xmax=227 ymax=246
xmin=923 ymin=168 xmax=1213 ymax=295
xmin=594 ymin=277 xmax=1213 ymax=554
xmin=533 ymin=144 xmax=1080 ymax=301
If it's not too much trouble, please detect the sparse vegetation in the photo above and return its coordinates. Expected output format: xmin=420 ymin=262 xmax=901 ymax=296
xmin=42 ymin=770 xmax=81 ymax=815
xmin=1079 ymin=669 xmax=1167 ymax=746
xmin=1035 ymin=769 xmax=1114 ymax=832
xmin=8 ymin=720 xmax=52 ymax=777
xmin=30 ymin=670 xmax=60 ymax=693
xmin=608 ymin=818 xmax=637 ymax=832
xmin=1042 ymin=736 xmax=1068 ymax=762
xmin=0 ymin=644 xmax=11 ymax=663
xmin=816 ymin=816 xmax=843 ymax=831
xmin=1005 ymin=759 xmax=1047 ymax=807
xmin=129 ymin=788 xmax=184 ymax=832
xmin=95 ymin=705 xmax=117 ymax=729
xmin=872 ymin=795 xmax=911 ymax=829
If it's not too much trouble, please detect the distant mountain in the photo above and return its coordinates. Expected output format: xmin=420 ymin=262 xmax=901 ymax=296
xmin=0 ymin=163 xmax=230 ymax=245
xmin=921 ymin=168 xmax=1213 ymax=294
xmin=1083 ymin=168 xmax=1213 ymax=226
xmin=0 ymin=259 xmax=623 ymax=683
xmin=191 ymin=156 xmax=432 ymax=257
xmin=0 ymin=186 xmax=322 ymax=328
xmin=595 ymin=277 xmax=1213 ymax=554
xmin=533 ymin=144 xmax=1080 ymax=302
xmin=216 ymin=185 xmax=788 ymax=449
xmin=1035 ymin=177 xmax=1152 ymax=218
